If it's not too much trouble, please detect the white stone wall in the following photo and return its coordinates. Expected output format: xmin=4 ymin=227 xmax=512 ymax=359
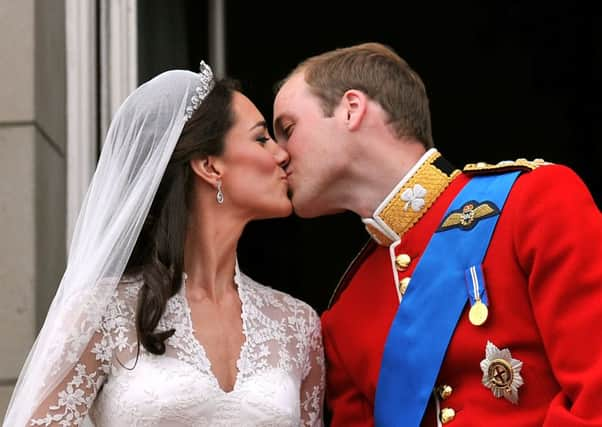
xmin=0 ymin=0 xmax=66 ymax=420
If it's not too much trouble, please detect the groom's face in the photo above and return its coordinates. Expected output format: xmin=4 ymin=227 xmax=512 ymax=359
xmin=273 ymin=72 xmax=347 ymax=218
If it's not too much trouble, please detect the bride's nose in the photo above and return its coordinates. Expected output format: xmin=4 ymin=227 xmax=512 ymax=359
xmin=268 ymin=141 xmax=290 ymax=168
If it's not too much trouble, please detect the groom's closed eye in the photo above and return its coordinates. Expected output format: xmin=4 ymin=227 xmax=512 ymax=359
xmin=274 ymin=117 xmax=293 ymax=142
xmin=273 ymin=118 xmax=285 ymax=142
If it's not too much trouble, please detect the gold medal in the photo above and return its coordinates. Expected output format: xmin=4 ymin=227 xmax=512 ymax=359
xmin=469 ymin=300 xmax=488 ymax=326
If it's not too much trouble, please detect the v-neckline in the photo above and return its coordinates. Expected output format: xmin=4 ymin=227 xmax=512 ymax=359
xmin=180 ymin=271 xmax=249 ymax=394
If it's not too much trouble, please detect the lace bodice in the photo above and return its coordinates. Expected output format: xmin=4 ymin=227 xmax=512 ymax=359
xmin=28 ymin=271 xmax=325 ymax=426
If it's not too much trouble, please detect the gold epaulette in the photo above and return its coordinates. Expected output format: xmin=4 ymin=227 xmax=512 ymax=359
xmin=463 ymin=158 xmax=550 ymax=175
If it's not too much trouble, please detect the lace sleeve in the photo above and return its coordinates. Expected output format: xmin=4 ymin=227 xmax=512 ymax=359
xmin=26 ymin=327 xmax=111 ymax=426
xmin=300 ymin=309 xmax=326 ymax=427
xmin=26 ymin=281 xmax=138 ymax=426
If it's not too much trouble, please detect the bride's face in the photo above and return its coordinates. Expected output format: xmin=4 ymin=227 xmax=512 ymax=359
xmin=218 ymin=91 xmax=292 ymax=219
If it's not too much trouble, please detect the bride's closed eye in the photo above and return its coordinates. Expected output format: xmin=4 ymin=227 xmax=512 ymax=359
xmin=255 ymin=135 xmax=271 ymax=145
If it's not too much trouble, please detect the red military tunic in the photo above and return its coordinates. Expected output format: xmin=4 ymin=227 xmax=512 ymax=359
xmin=321 ymin=149 xmax=602 ymax=426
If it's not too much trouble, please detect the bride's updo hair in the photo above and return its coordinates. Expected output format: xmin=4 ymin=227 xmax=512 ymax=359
xmin=126 ymin=78 xmax=239 ymax=355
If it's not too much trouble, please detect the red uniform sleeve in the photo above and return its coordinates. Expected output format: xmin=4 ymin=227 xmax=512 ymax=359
xmin=511 ymin=165 xmax=602 ymax=425
xmin=321 ymin=313 xmax=373 ymax=427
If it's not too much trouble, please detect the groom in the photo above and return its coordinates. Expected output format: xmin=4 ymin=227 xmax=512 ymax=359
xmin=273 ymin=42 xmax=602 ymax=426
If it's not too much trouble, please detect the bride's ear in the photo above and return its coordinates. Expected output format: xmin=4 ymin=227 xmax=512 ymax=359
xmin=189 ymin=156 xmax=223 ymax=186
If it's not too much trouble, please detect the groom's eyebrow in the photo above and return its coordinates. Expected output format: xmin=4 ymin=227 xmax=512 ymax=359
xmin=273 ymin=116 xmax=284 ymax=138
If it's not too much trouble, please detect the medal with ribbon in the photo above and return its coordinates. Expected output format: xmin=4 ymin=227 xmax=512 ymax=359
xmin=465 ymin=264 xmax=489 ymax=326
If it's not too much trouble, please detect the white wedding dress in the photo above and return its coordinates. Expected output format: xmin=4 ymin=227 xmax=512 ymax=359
xmin=28 ymin=269 xmax=325 ymax=427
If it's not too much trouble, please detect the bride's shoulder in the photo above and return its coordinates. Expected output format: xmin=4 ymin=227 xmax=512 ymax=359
xmin=117 ymin=271 xmax=144 ymax=291
xmin=239 ymin=271 xmax=319 ymax=320
xmin=106 ymin=272 xmax=143 ymax=299
xmin=93 ymin=273 xmax=143 ymax=317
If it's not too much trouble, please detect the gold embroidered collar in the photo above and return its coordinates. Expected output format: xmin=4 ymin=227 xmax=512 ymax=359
xmin=362 ymin=149 xmax=460 ymax=246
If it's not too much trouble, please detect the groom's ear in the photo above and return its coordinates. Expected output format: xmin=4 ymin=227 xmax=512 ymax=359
xmin=341 ymin=89 xmax=367 ymax=132
xmin=189 ymin=156 xmax=223 ymax=186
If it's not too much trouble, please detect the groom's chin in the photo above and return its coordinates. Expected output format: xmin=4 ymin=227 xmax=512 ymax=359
xmin=289 ymin=190 xmax=334 ymax=218
xmin=291 ymin=199 xmax=335 ymax=219
xmin=289 ymin=197 xmax=312 ymax=218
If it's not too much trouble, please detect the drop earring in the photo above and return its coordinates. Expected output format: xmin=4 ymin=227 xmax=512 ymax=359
xmin=216 ymin=180 xmax=224 ymax=204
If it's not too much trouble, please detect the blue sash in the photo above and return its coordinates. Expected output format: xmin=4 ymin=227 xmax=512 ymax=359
xmin=374 ymin=171 xmax=520 ymax=426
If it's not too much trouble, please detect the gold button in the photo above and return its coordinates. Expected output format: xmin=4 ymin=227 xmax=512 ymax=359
xmin=399 ymin=277 xmax=411 ymax=295
xmin=437 ymin=384 xmax=453 ymax=400
xmin=440 ymin=407 xmax=456 ymax=424
xmin=395 ymin=254 xmax=411 ymax=271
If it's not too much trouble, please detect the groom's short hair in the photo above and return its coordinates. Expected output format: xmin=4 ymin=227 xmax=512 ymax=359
xmin=279 ymin=42 xmax=434 ymax=149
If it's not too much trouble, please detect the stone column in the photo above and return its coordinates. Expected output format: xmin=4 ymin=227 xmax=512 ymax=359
xmin=0 ymin=0 xmax=66 ymax=418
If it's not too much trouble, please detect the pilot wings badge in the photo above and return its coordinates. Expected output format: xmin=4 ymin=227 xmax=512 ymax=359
xmin=437 ymin=200 xmax=499 ymax=232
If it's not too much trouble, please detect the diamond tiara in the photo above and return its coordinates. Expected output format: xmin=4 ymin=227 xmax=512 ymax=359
xmin=185 ymin=60 xmax=215 ymax=121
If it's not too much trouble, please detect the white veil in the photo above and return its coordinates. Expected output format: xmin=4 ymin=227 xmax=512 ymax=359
xmin=3 ymin=63 xmax=215 ymax=426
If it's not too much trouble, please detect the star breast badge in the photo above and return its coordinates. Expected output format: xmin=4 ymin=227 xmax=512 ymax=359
xmin=480 ymin=341 xmax=524 ymax=404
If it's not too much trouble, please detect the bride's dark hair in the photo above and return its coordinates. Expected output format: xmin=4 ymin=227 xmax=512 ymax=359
xmin=125 ymin=78 xmax=239 ymax=355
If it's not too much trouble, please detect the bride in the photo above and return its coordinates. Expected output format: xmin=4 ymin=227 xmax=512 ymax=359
xmin=3 ymin=62 xmax=324 ymax=426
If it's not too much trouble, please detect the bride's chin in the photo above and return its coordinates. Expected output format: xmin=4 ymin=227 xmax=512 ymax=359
xmin=282 ymin=203 xmax=294 ymax=217
xmin=275 ymin=200 xmax=293 ymax=218
xmin=251 ymin=198 xmax=293 ymax=220
xmin=265 ymin=200 xmax=293 ymax=219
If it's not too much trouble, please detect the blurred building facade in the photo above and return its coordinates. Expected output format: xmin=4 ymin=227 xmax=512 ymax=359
xmin=0 ymin=0 xmax=67 ymax=415
xmin=0 ymin=0 xmax=138 ymax=418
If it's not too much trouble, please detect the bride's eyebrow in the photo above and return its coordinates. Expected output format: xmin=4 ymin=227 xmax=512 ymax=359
xmin=249 ymin=120 xmax=267 ymax=131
